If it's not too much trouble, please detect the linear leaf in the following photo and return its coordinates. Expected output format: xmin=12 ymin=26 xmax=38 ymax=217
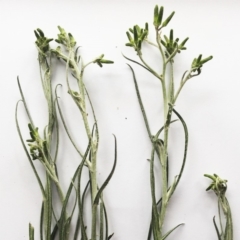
xmin=100 ymin=202 xmax=104 ymax=240
xmin=53 ymin=99 xmax=60 ymax=163
xmin=59 ymin=142 xmax=91 ymax=240
xmin=123 ymin=54 xmax=157 ymax=76
xmin=108 ymin=233 xmax=114 ymax=240
xmin=55 ymin=84 xmax=83 ymax=157
xmin=15 ymin=101 xmax=46 ymax=198
xmin=168 ymin=108 xmax=188 ymax=199
xmin=77 ymin=142 xmax=92 ymax=240
xmin=85 ymin=86 xmax=99 ymax=146
xmin=74 ymin=180 xmax=90 ymax=240
xmin=94 ymin=135 xmax=117 ymax=205
xmin=161 ymin=223 xmax=184 ymax=240
xmin=213 ymin=216 xmax=221 ymax=240
xmin=17 ymin=77 xmax=34 ymax=127
xmin=29 ymin=223 xmax=34 ymax=240
xmin=102 ymin=200 xmax=109 ymax=240
xmin=40 ymin=202 xmax=44 ymax=240
xmin=50 ymin=221 xmax=59 ymax=240
xmin=45 ymin=174 xmax=52 ymax=240
xmin=127 ymin=64 xmax=152 ymax=140
xmin=150 ymin=146 xmax=160 ymax=239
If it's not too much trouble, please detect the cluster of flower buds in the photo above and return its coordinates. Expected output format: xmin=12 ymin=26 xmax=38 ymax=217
xmin=93 ymin=54 xmax=114 ymax=67
xmin=191 ymin=54 xmax=213 ymax=73
xmin=160 ymin=29 xmax=188 ymax=57
xmin=34 ymin=28 xmax=53 ymax=55
xmin=26 ymin=123 xmax=46 ymax=161
xmin=204 ymin=173 xmax=228 ymax=197
xmin=153 ymin=5 xmax=175 ymax=30
xmin=125 ymin=23 xmax=148 ymax=52
xmin=55 ymin=26 xmax=76 ymax=49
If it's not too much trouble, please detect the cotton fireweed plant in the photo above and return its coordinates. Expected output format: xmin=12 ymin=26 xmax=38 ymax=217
xmin=124 ymin=5 xmax=213 ymax=240
xmin=205 ymin=174 xmax=233 ymax=240
xmin=16 ymin=27 xmax=116 ymax=240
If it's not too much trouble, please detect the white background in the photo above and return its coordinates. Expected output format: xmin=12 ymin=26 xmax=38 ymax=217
xmin=1 ymin=0 xmax=240 ymax=239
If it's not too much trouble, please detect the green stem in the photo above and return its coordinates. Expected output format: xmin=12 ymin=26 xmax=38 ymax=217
xmin=168 ymin=61 xmax=174 ymax=104
xmin=156 ymin=31 xmax=166 ymax=65
xmin=63 ymin=49 xmax=99 ymax=240
xmin=157 ymin=38 xmax=170 ymax=236
xmin=150 ymin=146 xmax=160 ymax=239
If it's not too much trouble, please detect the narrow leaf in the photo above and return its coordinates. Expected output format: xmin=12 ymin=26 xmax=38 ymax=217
xmin=94 ymin=135 xmax=117 ymax=205
xmin=133 ymin=26 xmax=138 ymax=44
xmin=162 ymin=12 xmax=175 ymax=27
xmin=168 ymin=107 xmax=188 ymax=199
xmin=213 ymin=216 xmax=221 ymax=240
xmin=169 ymin=29 xmax=173 ymax=44
xmin=40 ymin=202 xmax=44 ymax=240
xmin=158 ymin=6 xmax=164 ymax=26
xmin=100 ymin=202 xmax=104 ymax=240
xmin=55 ymin=85 xmax=83 ymax=157
xmin=77 ymin=142 xmax=92 ymax=240
xmin=45 ymin=174 xmax=52 ymax=240
xmin=29 ymin=223 xmax=35 ymax=240
xmin=15 ymin=101 xmax=46 ymax=198
xmin=127 ymin=64 xmax=152 ymax=140
xmin=59 ymin=142 xmax=91 ymax=240
xmin=122 ymin=53 xmax=157 ymax=76
xmin=200 ymin=55 xmax=213 ymax=64
xmin=17 ymin=77 xmax=34 ymax=126
xmin=154 ymin=5 xmax=159 ymax=26
xmin=108 ymin=233 xmax=114 ymax=240
xmin=161 ymin=223 xmax=184 ymax=240
xmin=150 ymin=146 xmax=160 ymax=239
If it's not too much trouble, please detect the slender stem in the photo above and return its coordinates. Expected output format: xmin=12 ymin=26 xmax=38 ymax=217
xmin=159 ymin=110 xmax=171 ymax=236
xmin=168 ymin=61 xmax=174 ymax=104
xmin=161 ymin=71 xmax=168 ymax=120
xmin=156 ymin=31 xmax=166 ymax=65
xmin=61 ymin=48 xmax=99 ymax=240
xmin=67 ymin=52 xmax=93 ymax=141
xmin=156 ymin=29 xmax=171 ymax=236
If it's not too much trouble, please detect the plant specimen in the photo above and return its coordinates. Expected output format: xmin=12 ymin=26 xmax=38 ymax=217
xmin=124 ymin=5 xmax=213 ymax=240
xmin=16 ymin=27 xmax=116 ymax=240
xmin=205 ymin=174 xmax=233 ymax=240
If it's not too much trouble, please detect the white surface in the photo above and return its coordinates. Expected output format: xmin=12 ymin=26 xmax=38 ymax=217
xmin=1 ymin=0 xmax=240 ymax=239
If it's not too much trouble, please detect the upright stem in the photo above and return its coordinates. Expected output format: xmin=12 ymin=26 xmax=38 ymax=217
xmin=169 ymin=61 xmax=174 ymax=104
xmin=66 ymin=51 xmax=98 ymax=240
xmin=159 ymin=59 xmax=171 ymax=237
xmin=156 ymin=33 xmax=175 ymax=236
